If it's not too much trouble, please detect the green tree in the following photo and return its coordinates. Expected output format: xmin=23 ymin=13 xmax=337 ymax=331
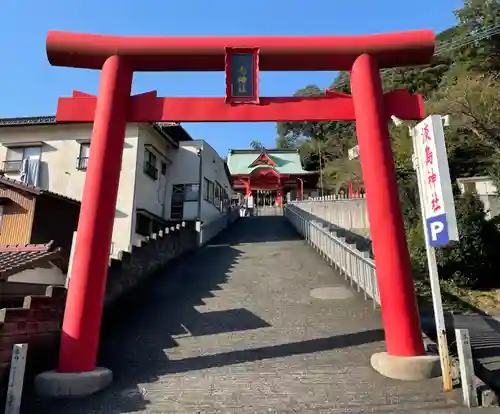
xmin=453 ymin=0 xmax=500 ymax=71
xmin=250 ymin=140 xmax=263 ymax=149
xmin=440 ymin=192 xmax=500 ymax=287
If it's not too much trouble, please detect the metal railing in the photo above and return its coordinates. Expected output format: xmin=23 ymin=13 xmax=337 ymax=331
xmin=76 ymin=156 xmax=89 ymax=170
xmin=2 ymin=160 xmax=22 ymax=173
xmin=254 ymin=205 xmax=283 ymax=216
xmin=284 ymin=204 xmax=380 ymax=307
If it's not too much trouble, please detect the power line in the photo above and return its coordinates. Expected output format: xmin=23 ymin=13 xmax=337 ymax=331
xmin=331 ymin=23 xmax=500 ymax=91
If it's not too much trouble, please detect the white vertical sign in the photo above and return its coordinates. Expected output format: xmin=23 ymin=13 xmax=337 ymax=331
xmin=411 ymin=117 xmax=454 ymax=392
xmin=5 ymin=344 xmax=28 ymax=414
xmin=414 ymin=115 xmax=458 ymax=247
xmin=455 ymin=329 xmax=478 ymax=407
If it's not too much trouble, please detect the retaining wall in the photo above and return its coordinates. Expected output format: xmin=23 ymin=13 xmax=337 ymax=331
xmin=295 ymin=195 xmax=370 ymax=237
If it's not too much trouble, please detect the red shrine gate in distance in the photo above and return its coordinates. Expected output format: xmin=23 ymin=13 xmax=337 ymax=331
xmin=38 ymin=30 xmax=437 ymax=393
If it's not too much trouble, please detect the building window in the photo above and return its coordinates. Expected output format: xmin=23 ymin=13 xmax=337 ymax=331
xmin=171 ymin=184 xmax=185 ymax=219
xmin=215 ymin=183 xmax=220 ymax=202
xmin=3 ymin=146 xmax=41 ymax=173
xmin=135 ymin=213 xmax=151 ymax=236
xmin=184 ymin=184 xmax=199 ymax=202
xmin=143 ymin=148 xmax=158 ymax=180
xmin=216 ymin=183 xmax=223 ymax=211
xmin=203 ymin=178 xmax=210 ymax=201
xmin=208 ymin=181 xmax=214 ymax=203
xmin=161 ymin=161 xmax=167 ymax=175
xmin=77 ymin=143 xmax=90 ymax=170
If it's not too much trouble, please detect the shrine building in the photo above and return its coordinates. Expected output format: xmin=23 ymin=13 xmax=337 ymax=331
xmin=226 ymin=148 xmax=318 ymax=205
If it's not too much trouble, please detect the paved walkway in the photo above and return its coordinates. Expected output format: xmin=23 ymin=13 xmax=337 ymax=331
xmin=25 ymin=217 xmax=488 ymax=413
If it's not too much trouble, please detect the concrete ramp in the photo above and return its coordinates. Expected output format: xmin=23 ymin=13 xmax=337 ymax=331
xmin=26 ymin=217 xmax=477 ymax=413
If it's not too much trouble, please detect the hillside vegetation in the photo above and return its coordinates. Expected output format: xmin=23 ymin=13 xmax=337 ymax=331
xmin=276 ymin=0 xmax=500 ymax=309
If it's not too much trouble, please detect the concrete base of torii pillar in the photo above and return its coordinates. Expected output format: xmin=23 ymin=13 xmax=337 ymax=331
xmin=35 ymin=367 xmax=113 ymax=398
xmin=370 ymin=352 xmax=442 ymax=381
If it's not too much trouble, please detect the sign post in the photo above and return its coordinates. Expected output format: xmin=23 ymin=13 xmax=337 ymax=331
xmin=5 ymin=343 xmax=28 ymax=414
xmin=410 ymin=115 xmax=458 ymax=393
xmin=455 ymin=328 xmax=478 ymax=407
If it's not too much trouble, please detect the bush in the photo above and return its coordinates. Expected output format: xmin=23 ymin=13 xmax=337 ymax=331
xmin=406 ymin=192 xmax=500 ymax=288
xmin=439 ymin=192 xmax=500 ymax=288
xmin=406 ymin=222 xmax=427 ymax=277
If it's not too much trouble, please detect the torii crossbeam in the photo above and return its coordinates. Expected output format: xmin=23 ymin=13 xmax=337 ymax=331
xmin=57 ymin=89 xmax=424 ymax=122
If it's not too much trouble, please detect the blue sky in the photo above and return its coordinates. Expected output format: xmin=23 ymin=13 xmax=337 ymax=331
xmin=1 ymin=0 xmax=461 ymax=156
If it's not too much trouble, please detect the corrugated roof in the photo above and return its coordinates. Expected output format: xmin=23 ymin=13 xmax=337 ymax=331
xmin=0 ymin=176 xmax=80 ymax=205
xmin=227 ymin=148 xmax=311 ymax=175
xmin=0 ymin=241 xmax=62 ymax=280
xmin=0 ymin=116 xmax=193 ymax=146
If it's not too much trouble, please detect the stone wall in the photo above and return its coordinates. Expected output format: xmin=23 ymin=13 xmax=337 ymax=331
xmin=0 ymin=282 xmax=50 ymax=309
xmin=294 ymin=195 xmax=370 ymax=237
xmin=104 ymin=221 xmax=198 ymax=308
xmin=0 ymin=285 xmax=65 ymax=385
xmin=0 ymin=213 xmax=234 ymax=398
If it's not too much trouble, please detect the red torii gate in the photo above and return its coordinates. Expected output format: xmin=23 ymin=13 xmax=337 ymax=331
xmin=37 ymin=30 xmax=436 ymax=396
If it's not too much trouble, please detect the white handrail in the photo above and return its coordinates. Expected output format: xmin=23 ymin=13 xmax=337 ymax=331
xmin=284 ymin=204 xmax=380 ymax=307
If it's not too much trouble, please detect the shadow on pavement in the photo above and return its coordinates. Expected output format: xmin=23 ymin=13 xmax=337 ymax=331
xmin=23 ymin=217 xmax=385 ymax=414
xmin=299 ymin=205 xmax=500 ymax=395
xmin=23 ymin=236 xmax=246 ymax=413
xmin=146 ymin=328 xmax=385 ymax=375
xmin=216 ymin=216 xmax=302 ymax=245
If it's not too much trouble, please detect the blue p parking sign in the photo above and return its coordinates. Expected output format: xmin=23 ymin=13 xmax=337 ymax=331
xmin=426 ymin=213 xmax=450 ymax=247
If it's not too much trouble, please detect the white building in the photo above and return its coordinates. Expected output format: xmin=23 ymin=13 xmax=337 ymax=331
xmin=0 ymin=116 xmax=231 ymax=255
xmin=456 ymin=176 xmax=500 ymax=220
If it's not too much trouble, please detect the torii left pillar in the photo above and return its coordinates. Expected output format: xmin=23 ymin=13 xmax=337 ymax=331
xmin=35 ymin=55 xmax=133 ymax=397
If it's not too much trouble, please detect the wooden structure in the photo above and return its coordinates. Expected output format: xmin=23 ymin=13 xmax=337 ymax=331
xmin=0 ymin=176 xmax=80 ymax=265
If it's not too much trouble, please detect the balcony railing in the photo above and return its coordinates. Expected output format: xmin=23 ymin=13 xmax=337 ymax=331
xmin=2 ymin=160 xmax=22 ymax=173
xmin=76 ymin=156 xmax=89 ymax=170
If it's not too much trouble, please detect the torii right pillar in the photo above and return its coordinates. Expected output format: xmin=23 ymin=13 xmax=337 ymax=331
xmin=351 ymin=54 xmax=440 ymax=380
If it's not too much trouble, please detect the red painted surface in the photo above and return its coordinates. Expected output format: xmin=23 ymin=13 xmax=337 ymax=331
xmin=57 ymin=56 xmax=133 ymax=372
xmin=351 ymin=54 xmax=424 ymax=357
xmin=225 ymin=48 xmax=260 ymax=104
xmin=55 ymin=89 xmax=424 ymax=123
xmin=47 ymin=30 xmax=435 ymax=372
xmin=276 ymin=188 xmax=283 ymax=206
xmin=46 ymin=31 xmax=435 ymax=71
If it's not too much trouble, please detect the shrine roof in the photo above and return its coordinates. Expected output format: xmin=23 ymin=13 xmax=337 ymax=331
xmin=227 ymin=148 xmax=311 ymax=175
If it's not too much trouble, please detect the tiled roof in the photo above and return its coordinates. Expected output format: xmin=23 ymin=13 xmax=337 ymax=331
xmin=229 ymin=148 xmax=299 ymax=154
xmin=227 ymin=148 xmax=312 ymax=176
xmin=0 ymin=116 xmax=193 ymax=144
xmin=0 ymin=116 xmax=59 ymax=127
xmin=0 ymin=241 xmax=62 ymax=280
xmin=0 ymin=175 xmax=80 ymax=205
